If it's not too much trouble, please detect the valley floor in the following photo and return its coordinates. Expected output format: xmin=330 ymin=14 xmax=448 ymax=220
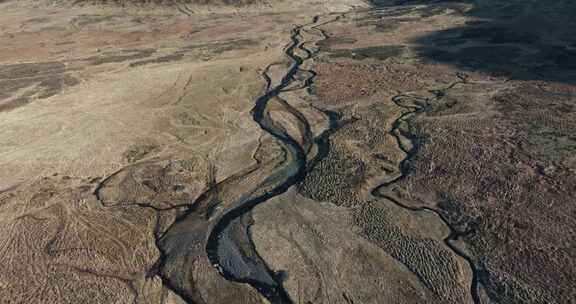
xmin=1 ymin=0 xmax=574 ymax=303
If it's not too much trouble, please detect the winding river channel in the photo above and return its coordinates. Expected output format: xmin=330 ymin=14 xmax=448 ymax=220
xmin=153 ymin=8 xmax=481 ymax=304
xmin=156 ymin=16 xmax=331 ymax=304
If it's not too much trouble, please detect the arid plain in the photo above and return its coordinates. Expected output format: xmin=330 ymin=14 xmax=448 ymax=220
xmin=1 ymin=0 xmax=575 ymax=303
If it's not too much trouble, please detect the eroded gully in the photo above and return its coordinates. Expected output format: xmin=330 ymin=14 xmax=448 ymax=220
xmin=92 ymin=8 xmax=481 ymax=304
xmin=370 ymin=73 xmax=482 ymax=304
xmin=154 ymin=15 xmax=339 ymax=304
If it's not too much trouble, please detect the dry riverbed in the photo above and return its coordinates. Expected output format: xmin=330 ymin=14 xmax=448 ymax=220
xmin=1 ymin=0 xmax=575 ymax=304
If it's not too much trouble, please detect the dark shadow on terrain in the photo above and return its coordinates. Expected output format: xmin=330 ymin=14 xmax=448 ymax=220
xmin=373 ymin=0 xmax=576 ymax=83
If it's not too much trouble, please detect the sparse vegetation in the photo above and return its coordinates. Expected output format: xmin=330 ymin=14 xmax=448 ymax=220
xmin=1 ymin=0 xmax=574 ymax=303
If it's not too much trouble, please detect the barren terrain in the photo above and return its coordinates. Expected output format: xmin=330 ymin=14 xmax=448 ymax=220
xmin=1 ymin=0 xmax=574 ymax=303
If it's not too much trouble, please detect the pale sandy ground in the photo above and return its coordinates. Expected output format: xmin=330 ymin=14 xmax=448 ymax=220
xmin=2 ymin=0 xmax=537 ymax=303
xmin=0 ymin=0 xmax=363 ymax=302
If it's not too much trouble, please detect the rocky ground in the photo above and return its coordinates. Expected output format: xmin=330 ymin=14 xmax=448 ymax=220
xmin=1 ymin=0 xmax=574 ymax=303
